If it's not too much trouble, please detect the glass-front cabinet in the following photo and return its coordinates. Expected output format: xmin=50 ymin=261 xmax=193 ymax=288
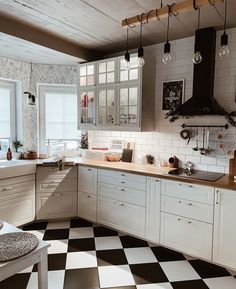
xmin=79 ymin=63 xmax=96 ymax=87
xmin=79 ymin=88 xmax=96 ymax=127
xmin=97 ymin=58 xmax=116 ymax=85
xmin=97 ymin=87 xmax=116 ymax=125
xmin=119 ymin=55 xmax=140 ymax=83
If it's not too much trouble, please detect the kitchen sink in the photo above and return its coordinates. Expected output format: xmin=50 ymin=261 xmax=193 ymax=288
xmin=167 ymin=168 xmax=225 ymax=182
xmin=0 ymin=160 xmax=36 ymax=179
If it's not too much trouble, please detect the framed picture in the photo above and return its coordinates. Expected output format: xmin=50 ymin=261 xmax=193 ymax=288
xmin=162 ymin=79 xmax=185 ymax=111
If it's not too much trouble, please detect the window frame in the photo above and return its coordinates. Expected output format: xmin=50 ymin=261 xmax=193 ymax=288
xmin=38 ymin=84 xmax=78 ymax=153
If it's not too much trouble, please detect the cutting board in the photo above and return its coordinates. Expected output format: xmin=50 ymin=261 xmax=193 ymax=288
xmin=122 ymin=142 xmax=134 ymax=163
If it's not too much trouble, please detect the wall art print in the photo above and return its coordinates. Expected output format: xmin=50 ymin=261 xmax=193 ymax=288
xmin=162 ymin=79 xmax=185 ymax=111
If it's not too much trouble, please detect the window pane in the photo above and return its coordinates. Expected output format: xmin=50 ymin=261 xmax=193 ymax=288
xmin=99 ymin=73 xmax=106 ymax=84
xmin=80 ymin=66 xmax=86 ymax=76
xmin=0 ymin=87 xmax=11 ymax=138
xmin=129 ymin=87 xmax=138 ymax=105
xmin=99 ymin=62 xmax=106 ymax=73
xmin=107 ymin=61 xmax=114 ymax=72
xmin=120 ymin=88 xmax=128 ymax=106
xmin=87 ymin=65 xmax=94 ymax=75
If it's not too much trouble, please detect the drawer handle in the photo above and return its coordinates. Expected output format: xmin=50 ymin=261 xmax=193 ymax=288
xmin=87 ymin=195 xmax=91 ymax=198
xmin=216 ymin=190 xmax=220 ymax=205
xmin=121 ymin=174 xmax=126 ymax=177
xmin=121 ymin=181 xmax=126 ymax=184
xmin=155 ymin=179 xmax=159 ymax=182
xmin=120 ymin=188 xmax=126 ymax=192
xmin=120 ymin=203 xmax=125 ymax=206
xmin=52 ymin=193 xmax=63 ymax=197
xmin=186 ymin=202 xmax=193 ymax=206
xmin=2 ymin=186 xmax=15 ymax=191
xmin=87 ymin=169 xmax=91 ymax=171
xmin=178 ymin=218 xmax=192 ymax=224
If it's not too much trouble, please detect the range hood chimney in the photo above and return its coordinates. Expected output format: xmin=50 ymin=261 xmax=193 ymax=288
xmin=166 ymin=27 xmax=227 ymax=121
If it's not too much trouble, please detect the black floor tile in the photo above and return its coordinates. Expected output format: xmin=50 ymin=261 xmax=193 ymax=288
xmin=43 ymin=229 xmax=69 ymax=240
xmin=96 ymin=249 xmax=128 ymax=266
xmin=70 ymin=218 xmax=93 ymax=228
xmin=120 ymin=236 xmax=149 ymax=248
xmin=0 ymin=273 xmax=30 ymax=289
xmin=63 ymin=268 xmax=99 ymax=289
xmin=151 ymin=246 xmax=186 ymax=262
xmin=171 ymin=279 xmax=210 ymax=289
xmin=21 ymin=221 xmax=48 ymax=231
xmin=130 ymin=263 xmax=168 ymax=284
xmin=48 ymin=253 xmax=67 ymax=271
xmin=68 ymin=238 xmax=95 ymax=252
xmin=189 ymin=259 xmax=231 ymax=279
xmin=93 ymin=226 xmax=118 ymax=237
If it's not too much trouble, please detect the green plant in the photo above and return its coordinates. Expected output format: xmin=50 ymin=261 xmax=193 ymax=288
xmin=12 ymin=140 xmax=23 ymax=152
xmin=80 ymin=132 xmax=88 ymax=149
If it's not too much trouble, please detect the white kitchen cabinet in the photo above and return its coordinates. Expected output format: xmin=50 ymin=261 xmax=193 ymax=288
xmin=213 ymin=188 xmax=236 ymax=270
xmin=97 ymin=196 xmax=145 ymax=237
xmin=78 ymin=62 xmax=96 ymax=87
xmin=146 ymin=177 xmax=161 ymax=244
xmin=78 ymin=87 xmax=96 ymax=128
xmin=160 ymin=212 xmax=213 ymax=260
xmin=36 ymin=166 xmax=78 ymax=220
xmin=78 ymin=192 xmax=97 ymax=222
xmin=0 ymin=175 xmax=35 ymax=226
xmin=78 ymin=166 xmax=97 ymax=195
xmin=97 ymin=58 xmax=117 ymax=85
xmin=36 ymin=191 xmax=77 ymax=219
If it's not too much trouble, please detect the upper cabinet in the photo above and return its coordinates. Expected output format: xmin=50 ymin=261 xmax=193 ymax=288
xmin=78 ymin=54 xmax=155 ymax=131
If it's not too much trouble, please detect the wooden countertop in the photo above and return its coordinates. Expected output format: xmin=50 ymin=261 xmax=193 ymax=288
xmin=33 ymin=157 xmax=236 ymax=191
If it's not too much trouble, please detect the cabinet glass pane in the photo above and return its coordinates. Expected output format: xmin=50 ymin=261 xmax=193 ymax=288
xmin=107 ymin=89 xmax=115 ymax=107
xmin=99 ymin=90 xmax=106 ymax=106
xmin=107 ymin=61 xmax=115 ymax=72
xmin=120 ymin=107 xmax=128 ymax=124
xmin=80 ymin=66 xmax=86 ymax=76
xmin=98 ymin=108 xmax=106 ymax=124
xmin=87 ymin=92 xmax=95 ymax=123
xmin=99 ymin=73 xmax=106 ymax=84
xmin=107 ymin=108 xmax=115 ymax=124
xmin=99 ymin=62 xmax=106 ymax=73
xmin=107 ymin=72 xmax=114 ymax=83
xmin=129 ymin=87 xmax=138 ymax=105
xmin=120 ymin=59 xmax=126 ymax=70
xmin=129 ymin=106 xmax=137 ymax=124
xmin=120 ymin=70 xmax=129 ymax=82
xmin=129 ymin=69 xmax=138 ymax=80
xmin=87 ymin=75 xmax=94 ymax=85
xmin=80 ymin=76 xmax=87 ymax=86
xmin=120 ymin=88 xmax=128 ymax=106
xmin=87 ymin=65 xmax=94 ymax=75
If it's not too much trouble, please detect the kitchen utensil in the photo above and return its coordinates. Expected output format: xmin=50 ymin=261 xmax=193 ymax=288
xmin=168 ymin=156 xmax=178 ymax=168
xmin=205 ymin=130 xmax=212 ymax=154
xmin=200 ymin=129 xmax=206 ymax=155
xmin=121 ymin=142 xmax=133 ymax=162
xmin=180 ymin=129 xmax=191 ymax=140
xmin=193 ymin=128 xmax=199 ymax=151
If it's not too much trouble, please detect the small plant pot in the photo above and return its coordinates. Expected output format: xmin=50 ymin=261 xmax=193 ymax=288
xmin=13 ymin=152 xmax=22 ymax=160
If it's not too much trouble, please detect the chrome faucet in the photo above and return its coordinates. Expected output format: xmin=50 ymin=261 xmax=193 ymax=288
xmin=184 ymin=161 xmax=193 ymax=176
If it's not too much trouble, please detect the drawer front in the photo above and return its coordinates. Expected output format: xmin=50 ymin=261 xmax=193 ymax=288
xmin=78 ymin=166 xmax=97 ymax=195
xmin=78 ymin=192 xmax=97 ymax=222
xmin=0 ymin=181 xmax=35 ymax=200
xmin=160 ymin=212 xmax=213 ymax=260
xmin=98 ymin=175 xmax=146 ymax=191
xmin=161 ymin=196 xmax=214 ymax=223
xmin=36 ymin=191 xmax=77 ymax=219
xmin=36 ymin=179 xmax=77 ymax=194
xmin=97 ymin=197 xmax=145 ymax=237
xmin=98 ymin=169 xmax=146 ymax=184
xmin=37 ymin=166 xmax=77 ymax=180
xmin=162 ymin=180 xmax=214 ymax=205
xmin=0 ymin=174 xmax=35 ymax=187
xmin=98 ymin=182 xmax=145 ymax=206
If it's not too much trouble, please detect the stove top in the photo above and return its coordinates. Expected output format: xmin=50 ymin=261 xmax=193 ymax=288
xmin=167 ymin=168 xmax=225 ymax=182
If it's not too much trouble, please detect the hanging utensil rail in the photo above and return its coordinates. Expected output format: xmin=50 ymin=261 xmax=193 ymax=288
xmin=181 ymin=124 xmax=229 ymax=129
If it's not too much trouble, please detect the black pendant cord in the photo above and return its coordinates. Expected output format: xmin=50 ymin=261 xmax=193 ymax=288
xmin=139 ymin=23 xmax=143 ymax=48
xmin=223 ymin=0 xmax=227 ymax=33
xmin=197 ymin=8 xmax=201 ymax=30
xmin=166 ymin=5 xmax=171 ymax=43
xmin=126 ymin=28 xmax=129 ymax=52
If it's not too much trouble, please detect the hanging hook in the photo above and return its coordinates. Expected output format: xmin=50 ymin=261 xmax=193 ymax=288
xmin=146 ymin=10 xmax=155 ymax=23
xmin=155 ymin=9 xmax=161 ymax=21
xmin=125 ymin=18 xmax=136 ymax=28
xmin=208 ymin=0 xmax=216 ymax=5
xmin=169 ymin=3 xmax=179 ymax=17
xmin=193 ymin=0 xmax=198 ymax=10
xmin=137 ymin=13 xmax=147 ymax=24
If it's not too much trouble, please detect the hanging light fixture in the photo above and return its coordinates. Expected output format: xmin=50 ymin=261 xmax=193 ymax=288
xmin=162 ymin=5 xmax=171 ymax=64
xmin=219 ymin=0 xmax=229 ymax=58
xmin=193 ymin=7 xmax=202 ymax=64
xmin=137 ymin=16 xmax=145 ymax=67
xmin=124 ymin=27 xmax=131 ymax=70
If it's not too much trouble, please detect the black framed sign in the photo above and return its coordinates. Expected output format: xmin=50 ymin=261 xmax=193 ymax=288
xmin=162 ymin=79 xmax=185 ymax=111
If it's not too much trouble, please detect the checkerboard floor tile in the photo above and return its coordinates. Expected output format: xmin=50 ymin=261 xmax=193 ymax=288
xmin=1 ymin=217 xmax=236 ymax=289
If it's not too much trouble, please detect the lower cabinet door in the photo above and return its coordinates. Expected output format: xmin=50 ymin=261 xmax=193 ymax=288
xmin=78 ymin=192 xmax=97 ymax=222
xmin=97 ymin=197 xmax=145 ymax=237
xmin=36 ymin=192 xmax=77 ymax=219
xmin=160 ymin=212 xmax=213 ymax=260
xmin=0 ymin=194 xmax=35 ymax=226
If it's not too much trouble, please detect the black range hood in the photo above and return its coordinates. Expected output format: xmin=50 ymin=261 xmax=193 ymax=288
xmin=166 ymin=27 xmax=227 ymax=122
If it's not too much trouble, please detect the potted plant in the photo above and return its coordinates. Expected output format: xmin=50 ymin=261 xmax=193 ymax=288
xmin=12 ymin=140 xmax=23 ymax=159
xmin=80 ymin=132 xmax=88 ymax=157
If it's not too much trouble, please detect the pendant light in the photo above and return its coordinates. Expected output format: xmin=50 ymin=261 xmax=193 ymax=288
xmin=162 ymin=6 xmax=171 ymax=64
xmin=193 ymin=7 xmax=202 ymax=64
xmin=124 ymin=27 xmax=131 ymax=70
xmin=219 ymin=0 xmax=229 ymax=58
xmin=137 ymin=19 xmax=145 ymax=67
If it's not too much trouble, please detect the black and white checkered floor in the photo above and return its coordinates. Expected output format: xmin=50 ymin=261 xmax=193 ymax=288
xmin=1 ymin=218 xmax=236 ymax=289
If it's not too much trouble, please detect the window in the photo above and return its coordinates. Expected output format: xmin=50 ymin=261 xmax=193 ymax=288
xmin=0 ymin=80 xmax=16 ymax=152
xmin=39 ymin=85 xmax=79 ymax=154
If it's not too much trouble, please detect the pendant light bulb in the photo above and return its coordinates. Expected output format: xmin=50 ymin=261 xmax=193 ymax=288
xmin=219 ymin=44 xmax=229 ymax=58
xmin=124 ymin=52 xmax=131 ymax=70
xmin=138 ymin=47 xmax=145 ymax=67
xmin=219 ymin=0 xmax=230 ymax=58
xmin=193 ymin=51 xmax=202 ymax=64
xmin=162 ymin=42 xmax=171 ymax=64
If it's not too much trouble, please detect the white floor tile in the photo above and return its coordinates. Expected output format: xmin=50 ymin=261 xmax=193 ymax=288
xmin=47 ymin=239 xmax=68 ymax=254
xmin=69 ymin=227 xmax=94 ymax=239
xmin=136 ymin=283 xmax=173 ymax=289
xmin=204 ymin=276 xmax=236 ymax=289
xmin=95 ymin=236 xmax=123 ymax=250
xmin=66 ymin=251 xmax=97 ymax=269
xmin=25 ymin=230 xmax=45 ymax=240
xmin=27 ymin=271 xmax=65 ymax=289
xmin=98 ymin=265 xmax=135 ymax=288
xmin=160 ymin=260 xmax=200 ymax=282
xmin=47 ymin=220 xmax=70 ymax=229
xmin=124 ymin=247 xmax=157 ymax=264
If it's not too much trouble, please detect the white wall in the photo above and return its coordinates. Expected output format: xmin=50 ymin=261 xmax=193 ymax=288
xmin=89 ymin=27 xmax=236 ymax=173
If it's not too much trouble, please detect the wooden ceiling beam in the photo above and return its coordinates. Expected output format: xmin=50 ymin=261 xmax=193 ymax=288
xmin=0 ymin=13 xmax=99 ymax=62
xmin=122 ymin=0 xmax=223 ymax=27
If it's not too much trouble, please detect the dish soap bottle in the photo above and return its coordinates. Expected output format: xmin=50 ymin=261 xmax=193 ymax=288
xmin=7 ymin=148 xmax=12 ymax=161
